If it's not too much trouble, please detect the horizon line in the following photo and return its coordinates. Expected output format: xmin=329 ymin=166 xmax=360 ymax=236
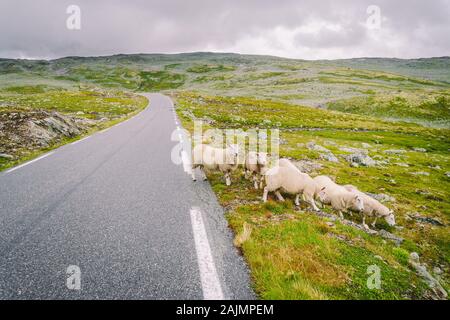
xmin=1 ymin=51 xmax=449 ymax=62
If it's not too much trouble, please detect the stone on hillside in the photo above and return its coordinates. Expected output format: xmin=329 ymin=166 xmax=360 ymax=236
xmin=366 ymin=193 xmax=396 ymax=203
xmin=320 ymin=152 xmax=339 ymax=163
xmin=413 ymin=147 xmax=427 ymax=152
xmin=292 ymin=160 xmax=323 ymax=173
xmin=395 ymin=162 xmax=410 ymax=167
xmin=0 ymin=153 xmax=14 ymax=159
xmin=446 ymin=172 xmax=450 ymax=178
xmin=411 ymin=171 xmax=430 ymax=176
xmin=344 ymin=152 xmax=377 ymax=167
xmin=385 ymin=149 xmax=406 ymax=155
xmin=340 ymin=147 xmax=368 ymax=155
xmin=361 ymin=143 xmax=371 ymax=149
xmin=409 ymin=252 xmax=448 ymax=300
xmin=306 ymin=141 xmax=330 ymax=153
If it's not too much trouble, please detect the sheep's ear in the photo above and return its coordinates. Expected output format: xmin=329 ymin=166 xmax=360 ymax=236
xmin=320 ymin=187 xmax=326 ymax=191
xmin=354 ymin=195 xmax=359 ymax=200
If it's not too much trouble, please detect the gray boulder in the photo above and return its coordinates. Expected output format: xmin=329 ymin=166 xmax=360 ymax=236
xmin=344 ymin=152 xmax=377 ymax=167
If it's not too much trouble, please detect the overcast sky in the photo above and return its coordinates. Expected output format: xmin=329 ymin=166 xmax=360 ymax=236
xmin=1 ymin=0 xmax=449 ymax=60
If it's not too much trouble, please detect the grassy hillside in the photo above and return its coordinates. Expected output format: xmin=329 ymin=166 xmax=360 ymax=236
xmin=174 ymin=91 xmax=449 ymax=300
xmin=0 ymin=52 xmax=448 ymax=299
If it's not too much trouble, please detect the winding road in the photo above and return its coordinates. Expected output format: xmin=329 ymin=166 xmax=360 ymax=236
xmin=0 ymin=93 xmax=254 ymax=299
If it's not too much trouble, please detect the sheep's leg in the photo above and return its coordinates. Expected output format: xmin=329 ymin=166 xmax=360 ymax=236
xmin=259 ymin=176 xmax=264 ymax=189
xmin=253 ymin=175 xmax=259 ymax=189
xmin=262 ymin=187 xmax=269 ymax=202
xmin=225 ymin=172 xmax=231 ymax=186
xmin=275 ymin=191 xmax=284 ymax=201
xmin=371 ymin=217 xmax=378 ymax=228
xmin=199 ymin=166 xmax=208 ymax=181
xmin=362 ymin=216 xmax=370 ymax=230
xmin=305 ymin=194 xmax=320 ymax=211
xmin=191 ymin=165 xmax=197 ymax=181
xmin=338 ymin=211 xmax=344 ymax=219
xmin=295 ymin=194 xmax=300 ymax=206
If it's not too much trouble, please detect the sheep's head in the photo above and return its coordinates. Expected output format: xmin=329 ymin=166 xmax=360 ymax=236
xmin=318 ymin=187 xmax=329 ymax=203
xmin=384 ymin=210 xmax=396 ymax=226
xmin=352 ymin=194 xmax=364 ymax=212
xmin=257 ymin=152 xmax=268 ymax=166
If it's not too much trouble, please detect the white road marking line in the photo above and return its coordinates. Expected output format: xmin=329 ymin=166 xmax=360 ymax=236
xmin=190 ymin=207 xmax=224 ymax=300
xmin=6 ymin=152 xmax=55 ymax=173
xmin=71 ymin=136 xmax=90 ymax=145
xmin=99 ymin=128 xmax=109 ymax=134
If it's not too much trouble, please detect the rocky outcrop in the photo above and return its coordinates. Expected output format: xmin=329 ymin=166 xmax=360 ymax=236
xmin=409 ymin=252 xmax=448 ymax=300
xmin=0 ymin=110 xmax=95 ymax=159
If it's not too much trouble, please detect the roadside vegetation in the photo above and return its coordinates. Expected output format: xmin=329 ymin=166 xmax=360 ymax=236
xmin=174 ymin=91 xmax=449 ymax=300
xmin=1 ymin=53 xmax=448 ymax=299
xmin=0 ymin=85 xmax=147 ymax=171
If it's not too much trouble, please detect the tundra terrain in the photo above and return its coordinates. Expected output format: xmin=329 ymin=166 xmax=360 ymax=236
xmin=0 ymin=53 xmax=448 ymax=299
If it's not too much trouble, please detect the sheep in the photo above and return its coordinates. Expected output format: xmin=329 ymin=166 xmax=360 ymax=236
xmin=262 ymin=159 xmax=320 ymax=211
xmin=312 ymin=175 xmax=342 ymax=206
xmin=343 ymin=185 xmax=396 ymax=229
xmin=318 ymin=187 xmax=365 ymax=219
xmin=191 ymin=143 xmax=240 ymax=186
xmin=245 ymin=151 xmax=268 ymax=189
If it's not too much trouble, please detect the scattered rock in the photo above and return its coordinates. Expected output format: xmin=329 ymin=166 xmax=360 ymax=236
xmin=385 ymin=149 xmax=407 ymax=155
xmin=291 ymin=160 xmax=323 ymax=173
xmin=409 ymin=253 xmax=447 ymax=300
xmin=446 ymin=172 xmax=450 ymax=178
xmin=319 ymin=152 xmax=339 ymax=163
xmin=361 ymin=143 xmax=371 ymax=149
xmin=340 ymin=147 xmax=368 ymax=154
xmin=378 ymin=230 xmax=404 ymax=246
xmin=413 ymin=147 xmax=427 ymax=153
xmin=433 ymin=267 xmax=443 ymax=276
xmin=323 ymin=140 xmax=337 ymax=146
xmin=365 ymin=193 xmax=396 ymax=203
xmin=395 ymin=162 xmax=410 ymax=167
xmin=306 ymin=141 xmax=330 ymax=153
xmin=411 ymin=171 xmax=430 ymax=176
xmin=407 ymin=213 xmax=445 ymax=226
xmin=0 ymin=153 xmax=14 ymax=159
xmin=344 ymin=152 xmax=377 ymax=167
xmin=0 ymin=110 xmax=94 ymax=160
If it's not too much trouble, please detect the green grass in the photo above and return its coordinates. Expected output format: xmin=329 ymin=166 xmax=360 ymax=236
xmin=175 ymin=91 xmax=450 ymax=300
xmin=327 ymin=93 xmax=450 ymax=128
xmin=138 ymin=70 xmax=186 ymax=90
xmin=0 ymin=86 xmax=148 ymax=171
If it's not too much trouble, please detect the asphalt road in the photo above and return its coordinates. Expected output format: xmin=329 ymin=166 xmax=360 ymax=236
xmin=0 ymin=93 xmax=254 ymax=299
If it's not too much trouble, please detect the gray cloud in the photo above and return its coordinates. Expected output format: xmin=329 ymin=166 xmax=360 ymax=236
xmin=0 ymin=0 xmax=449 ymax=59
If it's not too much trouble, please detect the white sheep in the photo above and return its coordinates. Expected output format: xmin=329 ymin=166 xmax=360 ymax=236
xmin=312 ymin=175 xmax=342 ymax=206
xmin=191 ymin=143 xmax=240 ymax=186
xmin=245 ymin=151 xmax=268 ymax=189
xmin=343 ymin=185 xmax=396 ymax=229
xmin=318 ymin=187 xmax=365 ymax=219
xmin=263 ymin=159 xmax=320 ymax=211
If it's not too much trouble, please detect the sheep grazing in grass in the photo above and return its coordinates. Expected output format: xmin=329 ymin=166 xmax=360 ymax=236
xmin=245 ymin=151 xmax=268 ymax=189
xmin=313 ymin=175 xmax=342 ymax=206
xmin=263 ymin=158 xmax=320 ymax=211
xmin=343 ymin=185 xmax=396 ymax=229
xmin=313 ymin=175 xmax=365 ymax=219
xmin=191 ymin=143 xmax=240 ymax=186
xmin=318 ymin=187 xmax=365 ymax=219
